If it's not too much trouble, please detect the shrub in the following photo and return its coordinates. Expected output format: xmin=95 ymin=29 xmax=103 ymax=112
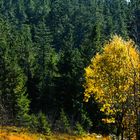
xmin=55 ymin=109 xmax=71 ymax=133
xmin=29 ymin=114 xmax=39 ymax=132
xmin=37 ymin=112 xmax=51 ymax=134
xmin=74 ymin=122 xmax=86 ymax=136
xmin=29 ymin=112 xmax=51 ymax=134
xmin=80 ymin=109 xmax=93 ymax=131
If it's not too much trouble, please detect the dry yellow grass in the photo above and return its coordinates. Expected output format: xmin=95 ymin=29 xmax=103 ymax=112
xmin=0 ymin=127 xmax=39 ymax=140
xmin=0 ymin=126 xmax=111 ymax=140
xmin=0 ymin=132 xmax=38 ymax=140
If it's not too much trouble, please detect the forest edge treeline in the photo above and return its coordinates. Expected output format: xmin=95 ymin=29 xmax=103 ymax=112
xmin=0 ymin=0 xmax=140 ymax=139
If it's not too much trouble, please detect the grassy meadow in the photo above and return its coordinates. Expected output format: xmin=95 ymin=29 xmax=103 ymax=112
xmin=0 ymin=126 xmax=111 ymax=140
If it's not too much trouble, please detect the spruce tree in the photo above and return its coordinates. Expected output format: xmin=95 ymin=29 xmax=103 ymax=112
xmin=0 ymin=20 xmax=30 ymax=126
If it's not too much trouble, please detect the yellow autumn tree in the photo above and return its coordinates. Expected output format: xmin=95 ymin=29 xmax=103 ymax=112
xmin=84 ymin=35 xmax=140 ymax=139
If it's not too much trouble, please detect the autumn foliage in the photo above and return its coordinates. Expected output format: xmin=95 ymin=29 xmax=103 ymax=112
xmin=84 ymin=35 xmax=140 ymax=138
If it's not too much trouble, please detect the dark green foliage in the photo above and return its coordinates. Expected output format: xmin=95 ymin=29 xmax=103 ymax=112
xmin=16 ymin=90 xmax=31 ymax=126
xmin=129 ymin=0 xmax=140 ymax=48
xmin=0 ymin=19 xmax=30 ymax=126
xmin=54 ymin=109 xmax=71 ymax=133
xmin=37 ymin=112 xmax=51 ymax=134
xmin=29 ymin=112 xmax=51 ymax=134
xmin=79 ymin=109 xmax=93 ymax=132
xmin=29 ymin=114 xmax=39 ymax=132
xmin=74 ymin=122 xmax=86 ymax=136
xmin=0 ymin=0 xmax=139 ymax=136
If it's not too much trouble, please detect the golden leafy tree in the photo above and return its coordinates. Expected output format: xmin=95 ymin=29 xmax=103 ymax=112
xmin=84 ymin=35 xmax=140 ymax=139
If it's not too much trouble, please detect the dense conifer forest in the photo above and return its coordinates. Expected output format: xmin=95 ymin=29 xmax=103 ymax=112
xmin=0 ymin=0 xmax=140 ymax=139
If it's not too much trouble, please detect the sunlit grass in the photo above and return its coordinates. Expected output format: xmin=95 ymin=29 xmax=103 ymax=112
xmin=0 ymin=132 xmax=39 ymax=140
xmin=0 ymin=133 xmax=38 ymax=140
xmin=0 ymin=126 xmax=111 ymax=140
xmin=0 ymin=126 xmax=40 ymax=140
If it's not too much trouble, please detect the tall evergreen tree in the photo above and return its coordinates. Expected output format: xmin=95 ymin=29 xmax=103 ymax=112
xmin=0 ymin=19 xmax=30 ymax=126
xmin=129 ymin=0 xmax=140 ymax=48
